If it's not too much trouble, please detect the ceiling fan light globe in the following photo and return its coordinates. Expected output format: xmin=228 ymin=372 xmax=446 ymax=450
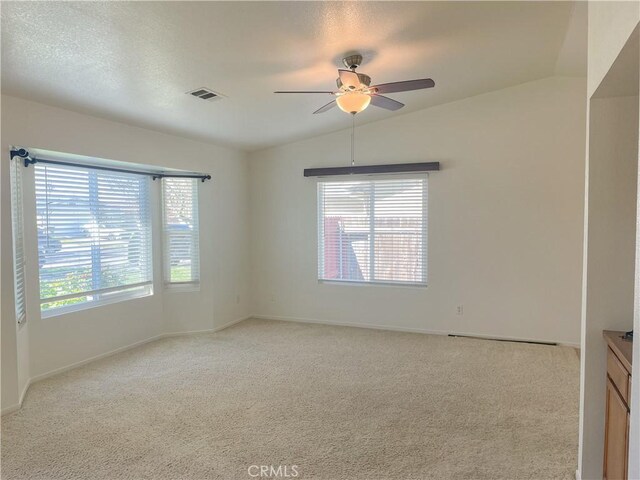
xmin=336 ymin=92 xmax=371 ymax=114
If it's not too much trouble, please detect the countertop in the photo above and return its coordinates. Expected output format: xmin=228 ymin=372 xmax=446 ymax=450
xmin=603 ymin=330 xmax=633 ymax=372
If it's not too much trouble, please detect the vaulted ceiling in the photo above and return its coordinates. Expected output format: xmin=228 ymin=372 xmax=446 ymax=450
xmin=1 ymin=1 xmax=585 ymax=151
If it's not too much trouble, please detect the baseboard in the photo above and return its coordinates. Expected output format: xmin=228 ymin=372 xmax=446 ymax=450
xmin=1 ymin=315 xmax=251 ymax=416
xmin=251 ymin=314 xmax=455 ymax=336
xmin=3 ymin=313 xmax=573 ymax=417
xmin=19 ymin=378 xmax=31 ymax=406
xmin=250 ymin=314 xmax=581 ymax=348
xmin=1 ymin=403 xmax=21 ymax=416
xmin=1 ymin=376 xmax=35 ymax=416
xmin=28 ymin=333 xmax=166 ymax=386
xmin=214 ymin=315 xmax=252 ymax=331
xmin=163 ymin=315 xmax=249 ymax=337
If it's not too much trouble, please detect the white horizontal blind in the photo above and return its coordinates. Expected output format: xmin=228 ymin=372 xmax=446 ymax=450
xmin=10 ymin=158 xmax=27 ymax=324
xmin=35 ymin=163 xmax=152 ymax=312
xmin=162 ymin=177 xmax=200 ymax=285
xmin=318 ymin=176 xmax=427 ymax=285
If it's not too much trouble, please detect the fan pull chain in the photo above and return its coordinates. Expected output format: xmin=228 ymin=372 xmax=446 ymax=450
xmin=351 ymin=113 xmax=356 ymax=167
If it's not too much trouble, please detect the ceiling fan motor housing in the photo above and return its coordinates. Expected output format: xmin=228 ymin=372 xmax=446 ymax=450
xmin=336 ymin=73 xmax=371 ymax=90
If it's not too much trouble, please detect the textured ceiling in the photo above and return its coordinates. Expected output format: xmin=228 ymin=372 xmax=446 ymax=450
xmin=1 ymin=1 xmax=585 ymax=151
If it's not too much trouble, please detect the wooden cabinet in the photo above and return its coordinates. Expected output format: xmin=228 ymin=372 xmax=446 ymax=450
xmin=604 ymin=377 xmax=630 ymax=479
xmin=603 ymin=331 xmax=633 ymax=480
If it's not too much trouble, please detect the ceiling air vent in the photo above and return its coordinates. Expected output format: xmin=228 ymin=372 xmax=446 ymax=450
xmin=186 ymin=87 xmax=223 ymax=102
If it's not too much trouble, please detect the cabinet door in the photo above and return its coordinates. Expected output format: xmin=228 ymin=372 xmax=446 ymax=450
xmin=604 ymin=378 xmax=629 ymax=480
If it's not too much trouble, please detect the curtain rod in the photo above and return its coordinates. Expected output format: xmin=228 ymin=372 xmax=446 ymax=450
xmin=303 ymin=162 xmax=440 ymax=177
xmin=9 ymin=148 xmax=211 ymax=182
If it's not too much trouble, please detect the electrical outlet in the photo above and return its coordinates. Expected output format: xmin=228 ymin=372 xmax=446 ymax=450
xmin=456 ymin=305 xmax=464 ymax=316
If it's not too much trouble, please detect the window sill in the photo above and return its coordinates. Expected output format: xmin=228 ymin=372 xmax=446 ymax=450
xmin=164 ymin=282 xmax=200 ymax=293
xmin=318 ymin=279 xmax=428 ymax=289
xmin=40 ymin=286 xmax=153 ymax=319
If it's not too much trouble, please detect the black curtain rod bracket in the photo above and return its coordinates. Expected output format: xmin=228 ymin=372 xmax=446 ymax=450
xmin=304 ymin=161 xmax=440 ymax=177
xmin=10 ymin=148 xmax=211 ymax=182
xmin=10 ymin=148 xmax=30 ymax=162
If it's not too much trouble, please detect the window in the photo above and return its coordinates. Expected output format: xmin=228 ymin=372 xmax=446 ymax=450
xmin=35 ymin=163 xmax=152 ymax=314
xmin=10 ymin=157 xmax=27 ymax=324
xmin=318 ymin=176 xmax=427 ymax=286
xmin=162 ymin=177 xmax=200 ymax=286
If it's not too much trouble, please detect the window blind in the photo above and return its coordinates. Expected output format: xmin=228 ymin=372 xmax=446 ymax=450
xmin=318 ymin=176 xmax=427 ymax=286
xmin=10 ymin=158 xmax=27 ymax=324
xmin=162 ymin=177 xmax=200 ymax=285
xmin=35 ymin=163 xmax=152 ymax=313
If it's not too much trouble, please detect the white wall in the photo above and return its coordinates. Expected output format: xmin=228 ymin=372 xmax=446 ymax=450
xmin=579 ymin=4 xmax=640 ymax=478
xmin=632 ymin=95 xmax=640 ymax=480
xmin=580 ymin=95 xmax=638 ymax=479
xmin=249 ymin=76 xmax=586 ymax=346
xmin=1 ymin=95 xmax=251 ymax=412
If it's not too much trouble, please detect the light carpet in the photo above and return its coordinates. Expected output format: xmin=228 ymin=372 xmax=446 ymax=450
xmin=1 ymin=319 xmax=579 ymax=479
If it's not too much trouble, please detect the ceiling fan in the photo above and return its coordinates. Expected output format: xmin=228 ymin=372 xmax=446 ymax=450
xmin=275 ymin=54 xmax=435 ymax=115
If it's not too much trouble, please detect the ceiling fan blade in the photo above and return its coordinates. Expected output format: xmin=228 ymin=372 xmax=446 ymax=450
xmin=370 ymin=94 xmax=404 ymax=111
xmin=338 ymin=69 xmax=361 ymax=90
xmin=274 ymin=91 xmax=335 ymax=94
xmin=372 ymin=78 xmax=435 ymax=95
xmin=313 ymin=100 xmax=337 ymax=114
